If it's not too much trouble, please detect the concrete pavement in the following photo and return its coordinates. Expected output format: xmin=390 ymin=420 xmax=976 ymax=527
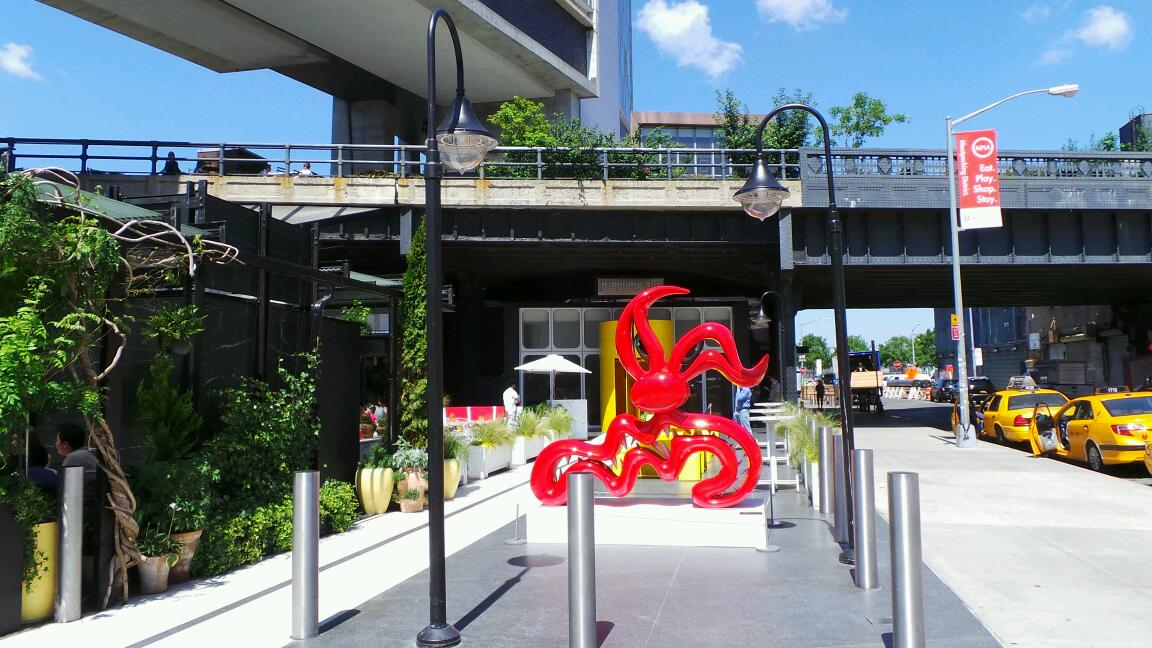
xmin=857 ymin=401 xmax=1152 ymax=648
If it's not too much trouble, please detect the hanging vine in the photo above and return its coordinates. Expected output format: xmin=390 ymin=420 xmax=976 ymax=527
xmin=0 ymin=168 xmax=238 ymax=604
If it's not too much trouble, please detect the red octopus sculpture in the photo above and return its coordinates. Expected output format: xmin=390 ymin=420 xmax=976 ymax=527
xmin=530 ymin=285 xmax=768 ymax=508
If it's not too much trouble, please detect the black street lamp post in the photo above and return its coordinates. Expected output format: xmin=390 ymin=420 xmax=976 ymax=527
xmin=735 ymin=104 xmax=857 ymax=564
xmin=418 ymin=8 xmax=498 ymax=647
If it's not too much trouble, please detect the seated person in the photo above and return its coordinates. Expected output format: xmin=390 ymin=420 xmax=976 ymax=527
xmin=26 ymin=443 xmax=57 ymax=494
xmin=54 ymin=422 xmax=100 ymax=483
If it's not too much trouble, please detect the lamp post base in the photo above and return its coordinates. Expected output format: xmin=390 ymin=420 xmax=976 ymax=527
xmin=417 ymin=623 xmax=461 ymax=647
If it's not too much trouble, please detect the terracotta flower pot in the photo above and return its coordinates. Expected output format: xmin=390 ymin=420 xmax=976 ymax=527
xmin=138 ymin=555 xmax=172 ymax=595
xmin=398 ymin=497 xmax=425 ymax=513
xmin=168 ymin=530 xmax=203 ymax=585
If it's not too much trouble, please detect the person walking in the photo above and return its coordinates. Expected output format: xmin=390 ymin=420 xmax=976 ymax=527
xmin=734 ymin=385 xmax=753 ymax=432
xmin=502 ymin=382 xmax=521 ymax=425
xmin=815 ymin=379 xmax=826 ymax=410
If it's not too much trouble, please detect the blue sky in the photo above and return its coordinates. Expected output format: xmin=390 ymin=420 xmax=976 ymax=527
xmin=4 ymin=0 xmax=1146 ymax=351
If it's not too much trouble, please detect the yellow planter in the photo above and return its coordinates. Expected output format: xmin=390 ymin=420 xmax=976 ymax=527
xmin=355 ymin=467 xmax=395 ymax=515
xmin=444 ymin=459 xmax=461 ymax=500
xmin=21 ymin=521 xmax=57 ymax=624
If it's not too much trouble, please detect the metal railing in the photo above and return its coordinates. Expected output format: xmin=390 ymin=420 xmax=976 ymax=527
xmin=803 ymin=147 xmax=1152 ymax=179
xmin=0 ymin=137 xmax=796 ymax=181
xmin=8 ymin=137 xmax=1150 ymax=183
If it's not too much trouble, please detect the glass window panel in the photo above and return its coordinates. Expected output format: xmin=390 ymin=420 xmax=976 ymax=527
xmin=674 ymin=308 xmax=701 ymax=339
xmin=683 ymin=376 xmax=704 ymax=414
xmin=555 ymin=354 xmax=583 ymax=400
xmin=584 ymin=308 xmax=611 ymax=350
xmin=522 ymin=309 xmax=549 ymax=349
xmin=703 ymin=307 xmax=731 ymax=327
xmin=553 ymin=309 xmax=581 ymax=348
xmin=649 ymin=308 xmax=671 ymax=321
xmin=521 ymin=354 xmax=549 ymax=405
xmin=705 ymin=373 xmax=733 ymax=418
xmin=584 ymin=354 xmax=600 ymax=426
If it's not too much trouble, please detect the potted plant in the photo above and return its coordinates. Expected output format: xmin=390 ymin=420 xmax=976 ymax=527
xmin=396 ymin=488 xmax=424 ymax=513
xmin=136 ymin=522 xmax=182 ymax=595
xmin=391 ymin=439 xmax=428 ymax=496
xmin=355 ymin=445 xmax=394 ymax=515
xmin=144 ymin=304 xmax=205 ymax=356
xmin=510 ymin=408 xmax=547 ymax=466
xmin=443 ymin=430 xmax=467 ymax=500
xmin=129 ymin=458 xmax=213 ymax=585
xmin=543 ymin=405 xmax=574 ymax=440
xmin=467 ymin=418 xmax=513 ymax=480
xmin=0 ymin=475 xmax=56 ymax=625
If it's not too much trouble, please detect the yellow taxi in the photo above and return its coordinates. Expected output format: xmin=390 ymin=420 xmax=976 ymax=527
xmin=1028 ymin=389 xmax=1152 ymax=472
xmin=978 ymin=388 xmax=1068 ymax=443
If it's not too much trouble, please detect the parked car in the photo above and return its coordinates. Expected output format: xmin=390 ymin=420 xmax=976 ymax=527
xmin=978 ymin=388 xmax=1069 ymax=444
xmin=968 ymin=377 xmax=996 ymax=405
xmin=931 ymin=378 xmax=957 ymax=403
xmin=1027 ymin=390 xmax=1152 ymax=471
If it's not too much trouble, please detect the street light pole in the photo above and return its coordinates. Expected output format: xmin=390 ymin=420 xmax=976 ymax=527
xmin=419 ymin=9 xmax=498 ymax=647
xmin=945 ymin=84 xmax=1077 ymax=449
xmin=735 ymin=103 xmax=857 ymax=565
xmin=911 ymin=323 xmax=922 ymax=367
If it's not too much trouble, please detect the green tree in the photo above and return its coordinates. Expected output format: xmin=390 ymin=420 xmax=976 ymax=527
xmin=829 ymin=92 xmax=908 ymax=148
xmin=399 ymin=218 xmax=428 ymax=446
xmin=487 ymin=96 xmax=552 ymax=147
xmin=714 ymin=87 xmax=812 ymax=178
xmin=847 ymin=335 xmax=868 ymax=352
xmin=878 ymin=335 xmax=913 ymax=368
xmin=799 ymin=333 xmax=832 ymax=374
xmin=914 ymin=329 xmax=936 ymax=368
xmin=1121 ymin=120 xmax=1152 ymax=152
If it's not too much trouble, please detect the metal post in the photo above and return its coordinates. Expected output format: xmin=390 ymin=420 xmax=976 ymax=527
xmin=889 ymin=472 xmax=925 ymax=648
xmin=817 ymin=426 xmax=833 ymax=514
xmin=946 ymin=117 xmax=975 ymax=448
xmin=568 ymin=472 xmax=597 ymax=648
xmin=291 ymin=470 xmax=320 ymax=640
xmin=853 ymin=449 xmax=878 ymax=590
xmin=832 ymin=433 xmax=848 ymax=545
xmin=55 ymin=466 xmax=83 ymax=623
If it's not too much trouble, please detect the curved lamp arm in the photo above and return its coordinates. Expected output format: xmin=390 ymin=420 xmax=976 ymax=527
xmin=752 ymin=103 xmax=837 ymax=210
xmin=950 ymin=88 xmax=1048 ymax=131
xmin=427 ymin=9 xmax=467 ymax=146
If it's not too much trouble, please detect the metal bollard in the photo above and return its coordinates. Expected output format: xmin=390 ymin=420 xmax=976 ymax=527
xmin=853 ymin=450 xmax=878 ymax=590
xmin=817 ymin=426 xmax=834 ymax=514
xmin=889 ymin=472 xmax=925 ymax=648
xmin=832 ymin=434 xmax=848 ymax=545
xmin=55 ymin=466 xmax=83 ymax=623
xmin=291 ymin=471 xmax=320 ymax=640
xmin=567 ymin=472 xmax=597 ymax=648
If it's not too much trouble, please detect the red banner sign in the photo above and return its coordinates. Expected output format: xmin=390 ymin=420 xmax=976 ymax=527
xmin=955 ymin=129 xmax=1003 ymax=229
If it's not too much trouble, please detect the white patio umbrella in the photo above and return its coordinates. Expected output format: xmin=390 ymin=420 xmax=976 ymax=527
xmin=514 ymin=354 xmax=590 ymax=402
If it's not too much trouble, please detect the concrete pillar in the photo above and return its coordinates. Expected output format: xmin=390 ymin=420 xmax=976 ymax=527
xmin=541 ymin=89 xmax=581 ymax=123
xmin=331 ymin=95 xmax=423 ymax=176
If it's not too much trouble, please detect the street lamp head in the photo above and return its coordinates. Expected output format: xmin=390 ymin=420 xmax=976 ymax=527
xmin=436 ymin=95 xmax=499 ymax=173
xmin=734 ymin=156 xmax=790 ymax=220
xmin=1046 ymin=83 xmax=1079 ymax=97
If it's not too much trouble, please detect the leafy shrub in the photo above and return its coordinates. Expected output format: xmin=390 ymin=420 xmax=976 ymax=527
xmin=360 ymin=443 xmax=392 ymax=470
xmin=470 ymin=419 xmax=512 ymax=447
xmin=130 ymin=458 xmax=216 ymax=533
xmin=204 ymin=353 xmax=319 ymax=515
xmin=319 ymin=479 xmax=357 ymax=533
xmin=136 ymin=353 xmax=202 ymax=461
xmin=0 ymin=474 xmax=53 ymax=587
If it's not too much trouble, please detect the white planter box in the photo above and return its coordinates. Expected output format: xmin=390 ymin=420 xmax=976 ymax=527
xmin=510 ymin=435 xmax=550 ymax=466
xmin=467 ymin=443 xmax=512 ymax=480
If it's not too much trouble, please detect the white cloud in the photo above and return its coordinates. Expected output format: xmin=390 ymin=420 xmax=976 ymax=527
xmin=756 ymin=0 xmax=846 ymax=30
xmin=0 ymin=43 xmax=41 ymax=80
xmin=1038 ymin=46 xmax=1071 ymax=65
xmin=1023 ymin=5 xmax=1052 ymax=22
xmin=1074 ymin=5 xmax=1132 ymax=49
xmin=637 ymin=0 xmax=742 ymax=78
